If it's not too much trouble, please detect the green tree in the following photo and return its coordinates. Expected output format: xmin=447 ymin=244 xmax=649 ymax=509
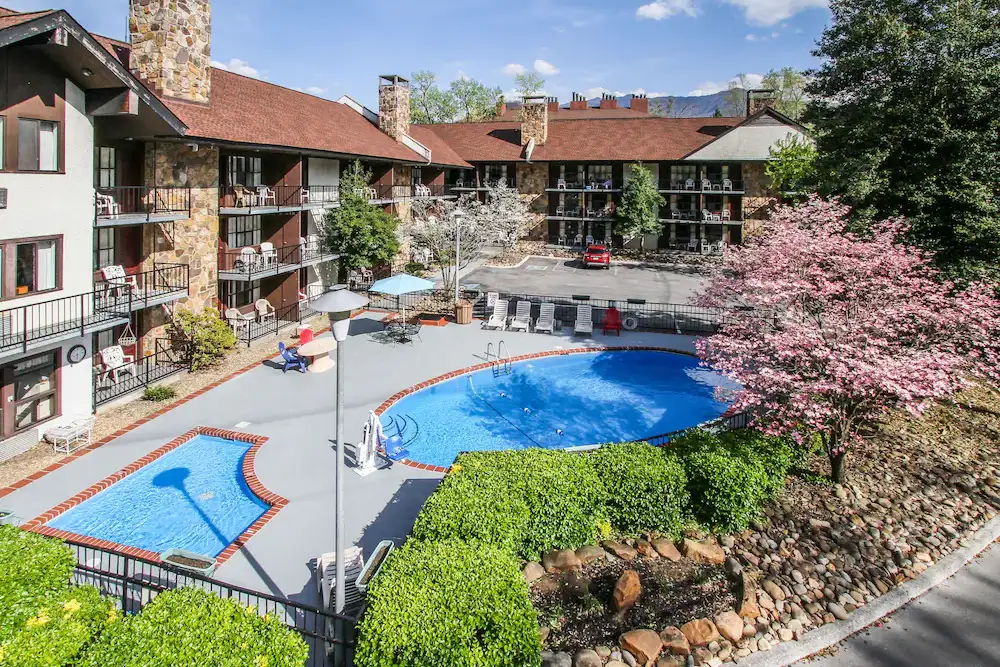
xmin=766 ymin=134 xmax=818 ymax=197
xmin=322 ymin=161 xmax=400 ymax=281
xmin=615 ymin=163 xmax=665 ymax=250
xmin=806 ymin=0 xmax=1000 ymax=281
xmin=513 ymin=72 xmax=545 ymax=99
xmin=409 ymin=70 xmax=458 ymax=124
xmin=761 ymin=67 xmax=808 ymax=119
xmin=450 ymin=77 xmax=504 ymax=122
xmin=723 ymin=73 xmax=755 ymax=115
xmin=713 ymin=106 xmax=723 ymax=118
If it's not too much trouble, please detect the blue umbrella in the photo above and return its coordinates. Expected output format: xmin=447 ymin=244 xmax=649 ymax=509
xmin=368 ymin=273 xmax=436 ymax=322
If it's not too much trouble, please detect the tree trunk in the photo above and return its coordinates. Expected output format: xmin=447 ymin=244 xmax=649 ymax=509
xmin=829 ymin=450 xmax=847 ymax=483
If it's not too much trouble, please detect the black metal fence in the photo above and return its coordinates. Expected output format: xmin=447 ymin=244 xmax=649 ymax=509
xmin=645 ymin=411 xmax=750 ymax=447
xmin=95 ymin=263 xmax=190 ymax=310
xmin=93 ymin=339 xmax=192 ymax=407
xmin=64 ymin=538 xmax=356 ymax=667
xmin=234 ymin=299 xmax=320 ymax=347
xmin=365 ymin=288 xmax=481 ymax=315
xmin=95 ymin=185 xmax=191 ymax=222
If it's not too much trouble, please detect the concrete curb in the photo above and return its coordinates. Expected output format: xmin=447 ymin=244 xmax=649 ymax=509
xmin=737 ymin=512 xmax=1000 ymax=666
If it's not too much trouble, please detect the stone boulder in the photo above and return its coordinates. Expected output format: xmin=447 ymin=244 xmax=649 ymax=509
xmin=658 ymin=626 xmax=691 ymax=656
xmin=543 ymin=548 xmax=582 ymax=573
xmin=613 ymin=569 xmax=642 ymax=612
xmin=713 ymin=611 xmax=744 ymax=644
xmin=681 ymin=538 xmax=726 ymax=565
xmin=620 ymin=629 xmax=663 ymax=665
xmin=652 ymin=538 xmax=682 ymax=561
xmin=603 ymin=541 xmax=639 ymax=561
xmin=576 ymin=545 xmax=607 ymax=565
xmin=541 ymin=650 xmax=572 ymax=667
xmin=636 ymin=539 xmax=658 ymax=558
xmin=573 ymin=648 xmax=602 ymax=667
xmin=523 ymin=562 xmax=546 ymax=584
xmin=680 ymin=618 xmax=720 ymax=647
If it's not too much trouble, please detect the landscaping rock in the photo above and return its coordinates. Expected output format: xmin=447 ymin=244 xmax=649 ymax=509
xmin=659 ymin=626 xmax=691 ymax=656
xmin=681 ymin=538 xmax=726 ymax=565
xmin=652 ymin=538 xmax=682 ymax=561
xmin=576 ymin=545 xmax=607 ymax=565
xmin=574 ymin=648 xmax=602 ymax=667
xmin=692 ymin=647 xmax=714 ymax=665
xmin=828 ymin=603 xmax=850 ymax=621
xmin=543 ymin=549 xmax=582 ymax=573
xmin=656 ymin=657 xmax=684 ymax=667
xmin=606 ymin=662 xmax=629 ymax=667
xmin=603 ymin=541 xmax=638 ymax=561
xmin=541 ymin=650 xmax=572 ymax=667
xmin=763 ymin=579 xmax=786 ymax=602
xmin=680 ymin=619 xmax=720 ymax=647
xmin=621 ymin=630 xmax=662 ymax=665
xmin=621 ymin=648 xmax=638 ymax=667
xmin=523 ymin=562 xmax=546 ymax=584
xmin=713 ymin=611 xmax=744 ymax=644
xmin=636 ymin=539 xmax=658 ymax=558
xmin=613 ymin=570 xmax=642 ymax=613
xmin=724 ymin=557 xmax=743 ymax=578
xmin=561 ymin=571 xmax=592 ymax=599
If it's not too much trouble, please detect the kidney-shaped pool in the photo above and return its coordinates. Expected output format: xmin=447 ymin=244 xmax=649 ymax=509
xmin=381 ymin=349 xmax=735 ymax=468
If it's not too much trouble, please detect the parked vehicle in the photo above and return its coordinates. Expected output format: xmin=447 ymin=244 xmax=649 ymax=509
xmin=583 ymin=244 xmax=611 ymax=269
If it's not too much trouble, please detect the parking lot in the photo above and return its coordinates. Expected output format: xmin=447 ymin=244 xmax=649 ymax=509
xmin=463 ymin=256 xmax=707 ymax=304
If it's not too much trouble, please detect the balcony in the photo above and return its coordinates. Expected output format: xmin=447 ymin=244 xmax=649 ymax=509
xmin=95 ymin=186 xmax=191 ymax=227
xmin=659 ymin=210 xmax=744 ymax=224
xmin=546 ymin=205 xmax=615 ymax=221
xmin=545 ymin=180 xmax=621 ymax=193
xmin=94 ymin=264 xmax=190 ymax=312
xmin=0 ymin=292 xmax=130 ymax=362
xmin=448 ymin=178 xmax=516 ymax=192
xmin=219 ymin=185 xmax=311 ymax=216
xmin=218 ymin=241 xmax=339 ymax=282
xmin=658 ymin=179 xmax=745 ymax=194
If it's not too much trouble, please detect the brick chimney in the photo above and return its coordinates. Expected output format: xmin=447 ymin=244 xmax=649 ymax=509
xmin=746 ymin=89 xmax=777 ymax=117
xmin=599 ymin=93 xmax=618 ymax=109
xmin=520 ymin=95 xmax=548 ymax=146
xmin=546 ymin=96 xmax=559 ymax=113
xmin=631 ymin=93 xmax=649 ymax=114
xmin=379 ymin=75 xmax=411 ymax=141
xmin=569 ymin=92 xmax=587 ymax=110
xmin=129 ymin=0 xmax=212 ymax=103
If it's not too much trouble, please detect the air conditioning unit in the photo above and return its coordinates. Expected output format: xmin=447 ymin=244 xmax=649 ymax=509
xmin=0 ymin=188 xmax=7 ymax=209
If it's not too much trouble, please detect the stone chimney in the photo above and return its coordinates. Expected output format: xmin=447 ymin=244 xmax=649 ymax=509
xmin=599 ymin=93 xmax=618 ymax=109
xmin=569 ymin=92 xmax=587 ymax=110
xmin=520 ymin=95 xmax=548 ymax=146
xmin=129 ymin=0 xmax=212 ymax=104
xmin=379 ymin=74 xmax=411 ymax=141
xmin=546 ymin=96 xmax=559 ymax=113
xmin=631 ymin=93 xmax=649 ymax=114
xmin=746 ymin=89 xmax=777 ymax=116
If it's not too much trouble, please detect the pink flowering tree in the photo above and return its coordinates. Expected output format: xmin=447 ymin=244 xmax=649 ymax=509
xmin=696 ymin=197 xmax=1000 ymax=483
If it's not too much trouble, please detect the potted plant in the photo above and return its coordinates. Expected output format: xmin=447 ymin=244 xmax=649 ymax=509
xmin=160 ymin=548 xmax=217 ymax=577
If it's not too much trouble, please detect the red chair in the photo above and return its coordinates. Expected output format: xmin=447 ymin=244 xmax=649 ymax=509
xmin=603 ymin=307 xmax=622 ymax=336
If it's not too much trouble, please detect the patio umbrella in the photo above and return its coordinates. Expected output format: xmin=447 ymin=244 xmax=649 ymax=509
xmin=368 ymin=273 xmax=436 ymax=322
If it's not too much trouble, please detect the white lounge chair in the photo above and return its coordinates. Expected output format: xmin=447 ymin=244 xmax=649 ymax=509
xmin=535 ymin=302 xmax=556 ymax=334
xmin=100 ymin=265 xmax=138 ymax=299
xmin=508 ymin=301 xmax=532 ymax=332
xmin=574 ymin=305 xmax=593 ymax=335
xmin=316 ymin=547 xmax=364 ymax=612
xmin=486 ymin=299 xmax=509 ymax=330
xmin=99 ymin=345 xmax=136 ymax=384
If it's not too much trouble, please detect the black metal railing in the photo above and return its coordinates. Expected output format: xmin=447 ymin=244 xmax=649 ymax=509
xmin=548 ymin=204 xmax=615 ymax=220
xmin=219 ymin=185 xmax=308 ymax=212
xmin=95 ymin=186 xmax=191 ymax=223
xmin=0 ymin=291 xmax=130 ymax=355
xmin=645 ymin=411 xmax=750 ymax=447
xmin=659 ymin=179 xmax=745 ymax=192
xmin=472 ymin=292 xmax=726 ymax=335
xmin=303 ymin=185 xmax=341 ymax=206
xmin=93 ymin=339 xmax=192 ymax=407
xmin=549 ymin=180 xmax=620 ymax=191
xmin=95 ymin=263 xmax=190 ymax=310
xmin=219 ymin=242 xmax=337 ymax=278
xmin=365 ymin=288 xmax=481 ymax=315
xmin=227 ymin=287 xmax=339 ymax=347
xmin=64 ymin=538 xmax=356 ymax=667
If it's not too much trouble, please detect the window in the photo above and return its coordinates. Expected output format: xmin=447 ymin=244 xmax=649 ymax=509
xmin=9 ymin=352 xmax=58 ymax=433
xmin=588 ymin=164 xmax=612 ymax=185
xmin=96 ymin=147 xmax=116 ymax=188
xmin=412 ymin=167 xmax=422 ymax=185
xmin=12 ymin=239 xmax=57 ymax=296
xmin=222 ymin=280 xmax=261 ymax=309
xmin=94 ymin=228 xmax=115 ymax=270
xmin=17 ymin=119 xmax=59 ymax=172
xmin=484 ymin=163 xmax=507 ymax=185
xmin=227 ymin=216 xmax=262 ymax=248
xmin=227 ymin=155 xmax=262 ymax=187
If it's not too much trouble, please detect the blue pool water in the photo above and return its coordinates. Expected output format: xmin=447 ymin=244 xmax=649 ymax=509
xmin=382 ymin=350 xmax=733 ymax=467
xmin=47 ymin=435 xmax=269 ymax=557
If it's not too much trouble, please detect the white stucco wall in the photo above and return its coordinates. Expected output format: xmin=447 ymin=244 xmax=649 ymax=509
xmin=308 ymin=157 xmax=339 ymax=188
xmin=685 ymin=124 xmax=808 ymax=161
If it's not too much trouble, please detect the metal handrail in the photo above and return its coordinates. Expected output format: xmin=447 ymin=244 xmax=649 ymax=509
xmin=94 ymin=185 xmax=191 ymax=223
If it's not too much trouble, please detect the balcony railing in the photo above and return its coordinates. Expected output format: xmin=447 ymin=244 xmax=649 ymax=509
xmin=302 ymin=185 xmax=341 ymax=207
xmin=95 ymin=186 xmax=191 ymax=225
xmin=659 ymin=179 xmax=745 ymax=193
xmin=548 ymin=180 xmax=620 ymax=191
xmin=548 ymin=205 xmax=615 ymax=220
xmin=219 ymin=185 xmax=309 ymax=213
xmin=227 ymin=287 xmax=333 ymax=347
xmin=219 ymin=241 xmax=337 ymax=280
xmin=661 ymin=209 xmax=742 ymax=223
xmin=94 ymin=263 xmax=190 ymax=311
xmin=93 ymin=339 xmax=191 ymax=407
xmin=0 ymin=291 xmax=130 ymax=357
xmin=448 ymin=177 xmax=516 ymax=190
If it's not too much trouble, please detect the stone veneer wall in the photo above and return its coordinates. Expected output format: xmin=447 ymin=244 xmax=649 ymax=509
xmin=520 ymin=103 xmax=548 ymax=146
xmin=742 ymin=162 xmax=776 ymax=236
xmin=140 ymin=141 xmax=220 ymax=355
xmin=379 ymin=81 xmax=411 ymax=141
xmin=129 ymin=0 xmax=212 ymax=104
xmin=516 ymin=163 xmax=549 ymax=240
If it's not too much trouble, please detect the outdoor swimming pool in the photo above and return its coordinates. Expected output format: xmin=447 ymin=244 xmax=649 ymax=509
xmin=382 ymin=349 xmax=734 ymax=467
xmin=46 ymin=434 xmax=269 ymax=557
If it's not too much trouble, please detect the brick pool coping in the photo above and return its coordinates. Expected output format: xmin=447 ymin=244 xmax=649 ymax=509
xmin=373 ymin=345 xmax=699 ymax=474
xmin=22 ymin=426 xmax=287 ymax=567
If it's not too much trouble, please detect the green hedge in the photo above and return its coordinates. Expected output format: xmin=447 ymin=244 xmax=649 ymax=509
xmin=0 ymin=586 xmax=114 ymax=667
xmin=0 ymin=526 xmax=76 ymax=642
xmin=412 ymin=449 xmax=606 ymax=559
xmin=670 ymin=429 xmax=794 ymax=533
xmin=77 ymin=588 xmax=308 ymax=667
xmin=590 ymin=442 xmax=689 ymax=536
xmin=355 ymin=539 xmax=539 ymax=667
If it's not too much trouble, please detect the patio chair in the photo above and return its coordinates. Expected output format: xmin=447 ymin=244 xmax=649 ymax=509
xmin=574 ymin=305 xmax=593 ymax=336
xmin=701 ymin=239 xmax=712 ymax=256
xmin=99 ymin=345 xmax=136 ymax=384
xmin=95 ymin=192 xmax=120 ymax=218
xmin=701 ymin=179 xmax=712 ymax=191
xmin=574 ymin=234 xmax=583 ymax=246
xmin=687 ymin=238 xmax=699 ymax=252
xmin=603 ymin=306 xmax=622 ymax=336
xmin=308 ymin=235 xmax=321 ymax=255
xmin=723 ymin=179 xmax=733 ymax=191
xmin=586 ymin=235 xmax=595 ymax=245
xmin=259 ymin=242 xmax=277 ymax=269
xmin=225 ymin=307 xmax=253 ymax=336
xmin=684 ymin=179 xmax=695 ymax=190
xmin=535 ymin=302 xmax=556 ymax=334
xmin=360 ymin=267 xmax=374 ymax=284
xmin=486 ymin=299 xmax=509 ymax=330
xmin=236 ymin=247 xmax=260 ymax=274
xmin=233 ymin=185 xmax=257 ymax=208
xmin=257 ymin=185 xmax=277 ymax=207
xmin=508 ymin=301 xmax=532 ymax=332
xmin=100 ymin=265 xmax=138 ymax=299
xmin=556 ymin=205 xmax=565 ymax=216
xmin=348 ymin=270 xmax=362 ymax=290
xmin=255 ymin=299 xmax=276 ymax=324
xmin=278 ymin=341 xmax=307 ymax=373
xmin=557 ymin=178 xmax=567 ymax=189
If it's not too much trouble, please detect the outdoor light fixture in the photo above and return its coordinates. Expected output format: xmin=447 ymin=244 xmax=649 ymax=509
xmin=81 ymin=67 xmax=93 ymax=77
xmin=310 ymin=286 xmax=369 ymax=615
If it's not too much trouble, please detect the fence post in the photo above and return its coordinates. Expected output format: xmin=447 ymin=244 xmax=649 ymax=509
xmin=121 ymin=557 xmax=131 ymax=612
xmin=80 ymin=293 xmax=86 ymax=339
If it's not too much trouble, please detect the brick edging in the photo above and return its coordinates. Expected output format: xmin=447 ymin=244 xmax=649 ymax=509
xmin=22 ymin=426 xmax=287 ymax=567
xmin=373 ymin=345 xmax=698 ymax=474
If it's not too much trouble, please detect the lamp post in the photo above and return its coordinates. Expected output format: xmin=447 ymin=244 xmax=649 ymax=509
xmin=310 ymin=286 xmax=369 ymax=615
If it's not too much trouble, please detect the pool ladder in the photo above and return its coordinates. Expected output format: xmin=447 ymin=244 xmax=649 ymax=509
xmin=486 ymin=341 xmax=512 ymax=377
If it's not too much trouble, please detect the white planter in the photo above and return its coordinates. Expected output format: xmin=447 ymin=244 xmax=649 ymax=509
xmin=160 ymin=548 xmax=217 ymax=577
xmin=0 ymin=510 xmax=15 ymax=526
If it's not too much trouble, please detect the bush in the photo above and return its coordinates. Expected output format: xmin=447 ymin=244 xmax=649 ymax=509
xmin=168 ymin=310 xmax=236 ymax=371
xmin=670 ymin=429 xmax=794 ymax=533
xmin=589 ymin=442 xmax=689 ymax=536
xmin=412 ymin=449 xmax=606 ymax=559
xmin=403 ymin=261 xmax=426 ymax=275
xmin=0 ymin=526 xmax=75 ymax=642
xmin=77 ymin=588 xmax=307 ymax=667
xmin=0 ymin=586 xmax=114 ymax=667
xmin=355 ymin=539 xmax=539 ymax=667
xmin=142 ymin=384 xmax=177 ymax=402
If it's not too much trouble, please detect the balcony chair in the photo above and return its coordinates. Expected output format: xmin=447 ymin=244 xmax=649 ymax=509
xmin=360 ymin=267 xmax=374 ymax=284
xmin=100 ymin=265 xmax=138 ymax=300
xmin=300 ymin=187 xmax=310 ymax=204
xmin=99 ymin=345 xmax=136 ymax=385
xmin=95 ymin=192 xmax=120 ymax=219
xmin=255 ymin=299 xmax=276 ymax=324
xmin=720 ymin=209 xmax=732 ymax=222
xmin=687 ymin=238 xmax=699 ymax=252
xmin=586 ymin=235 xmax=595 ymax=245
xmin=348 ymin=270 xmax=362 ymax=290
xmin=574 ymin=234 xmax=583 ymax=247
xmin=701 ymin=239 xmax=712 ymax=256
xmin=233 ymin=185 xmax=257 ymax=208
xmin=684 ymin=179 xmax=695 ymax=190
xmin=415 ymin=184 xmax=431 ymax=198
xmin=225 ymin=307 xmax=254 ymax=336
xmin=236 ymin=246 xmax=260 ymax=274
xmin=557 ymin=178 xmax=567 ymax=189
xmin=723 ymin=179 xmax=733 ymax=191
xmin=555 ymin=206 xmax=565 ymax=216
xmin=257 ymin=186 xmax=277 ymax=207
xmin=278 ymin=341 xmax=307 ymax=374
xmin=454 ymin=179 xmax=464 ymax=188
xmin=701 ymin=179 xmax=712 ymax=191
xmin=258 ymin=242 xmax=277 ymax=269
xmin=602 ymin=179 xmax=612 ymax=190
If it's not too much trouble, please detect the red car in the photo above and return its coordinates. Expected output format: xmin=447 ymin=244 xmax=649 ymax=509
xmin=583 ymin=244 xmax=611 ymax=269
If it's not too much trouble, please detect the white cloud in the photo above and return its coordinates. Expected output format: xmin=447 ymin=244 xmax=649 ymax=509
xmin=306 ymin=86 xmax=325 ymax=96
xmin=745 ymin=33 xmax=758 ymax=41
xmin=534 ymin=59 xmax=560 ymax=75
xmin=580 ymin=86 xmax=610 ymax=99
xmin=723 ymin=0 xmax=827 ymax=25
xmin=210 ymin=58 xmax=265 ymax=80
xmin=503 ymin=63 xmax=527 ymax=76
xmin=636 ymin=0 xmax=697 ymax=20
xmin=687 ymin=73 xmax=763 ymax=96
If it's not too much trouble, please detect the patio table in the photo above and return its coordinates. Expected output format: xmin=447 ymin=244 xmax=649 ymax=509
xmin=386 ymin=321 xmax=421 ymax=344
xmin=298 ymin=337 xmax=337 ymax=373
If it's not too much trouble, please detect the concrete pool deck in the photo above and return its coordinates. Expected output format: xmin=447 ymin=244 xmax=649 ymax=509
xmin=0 ymin=313 xmax=699 ymax=604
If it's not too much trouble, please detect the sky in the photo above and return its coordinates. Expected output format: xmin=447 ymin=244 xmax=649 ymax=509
xmin=8 ymin=0 xmax=830 ymax=106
